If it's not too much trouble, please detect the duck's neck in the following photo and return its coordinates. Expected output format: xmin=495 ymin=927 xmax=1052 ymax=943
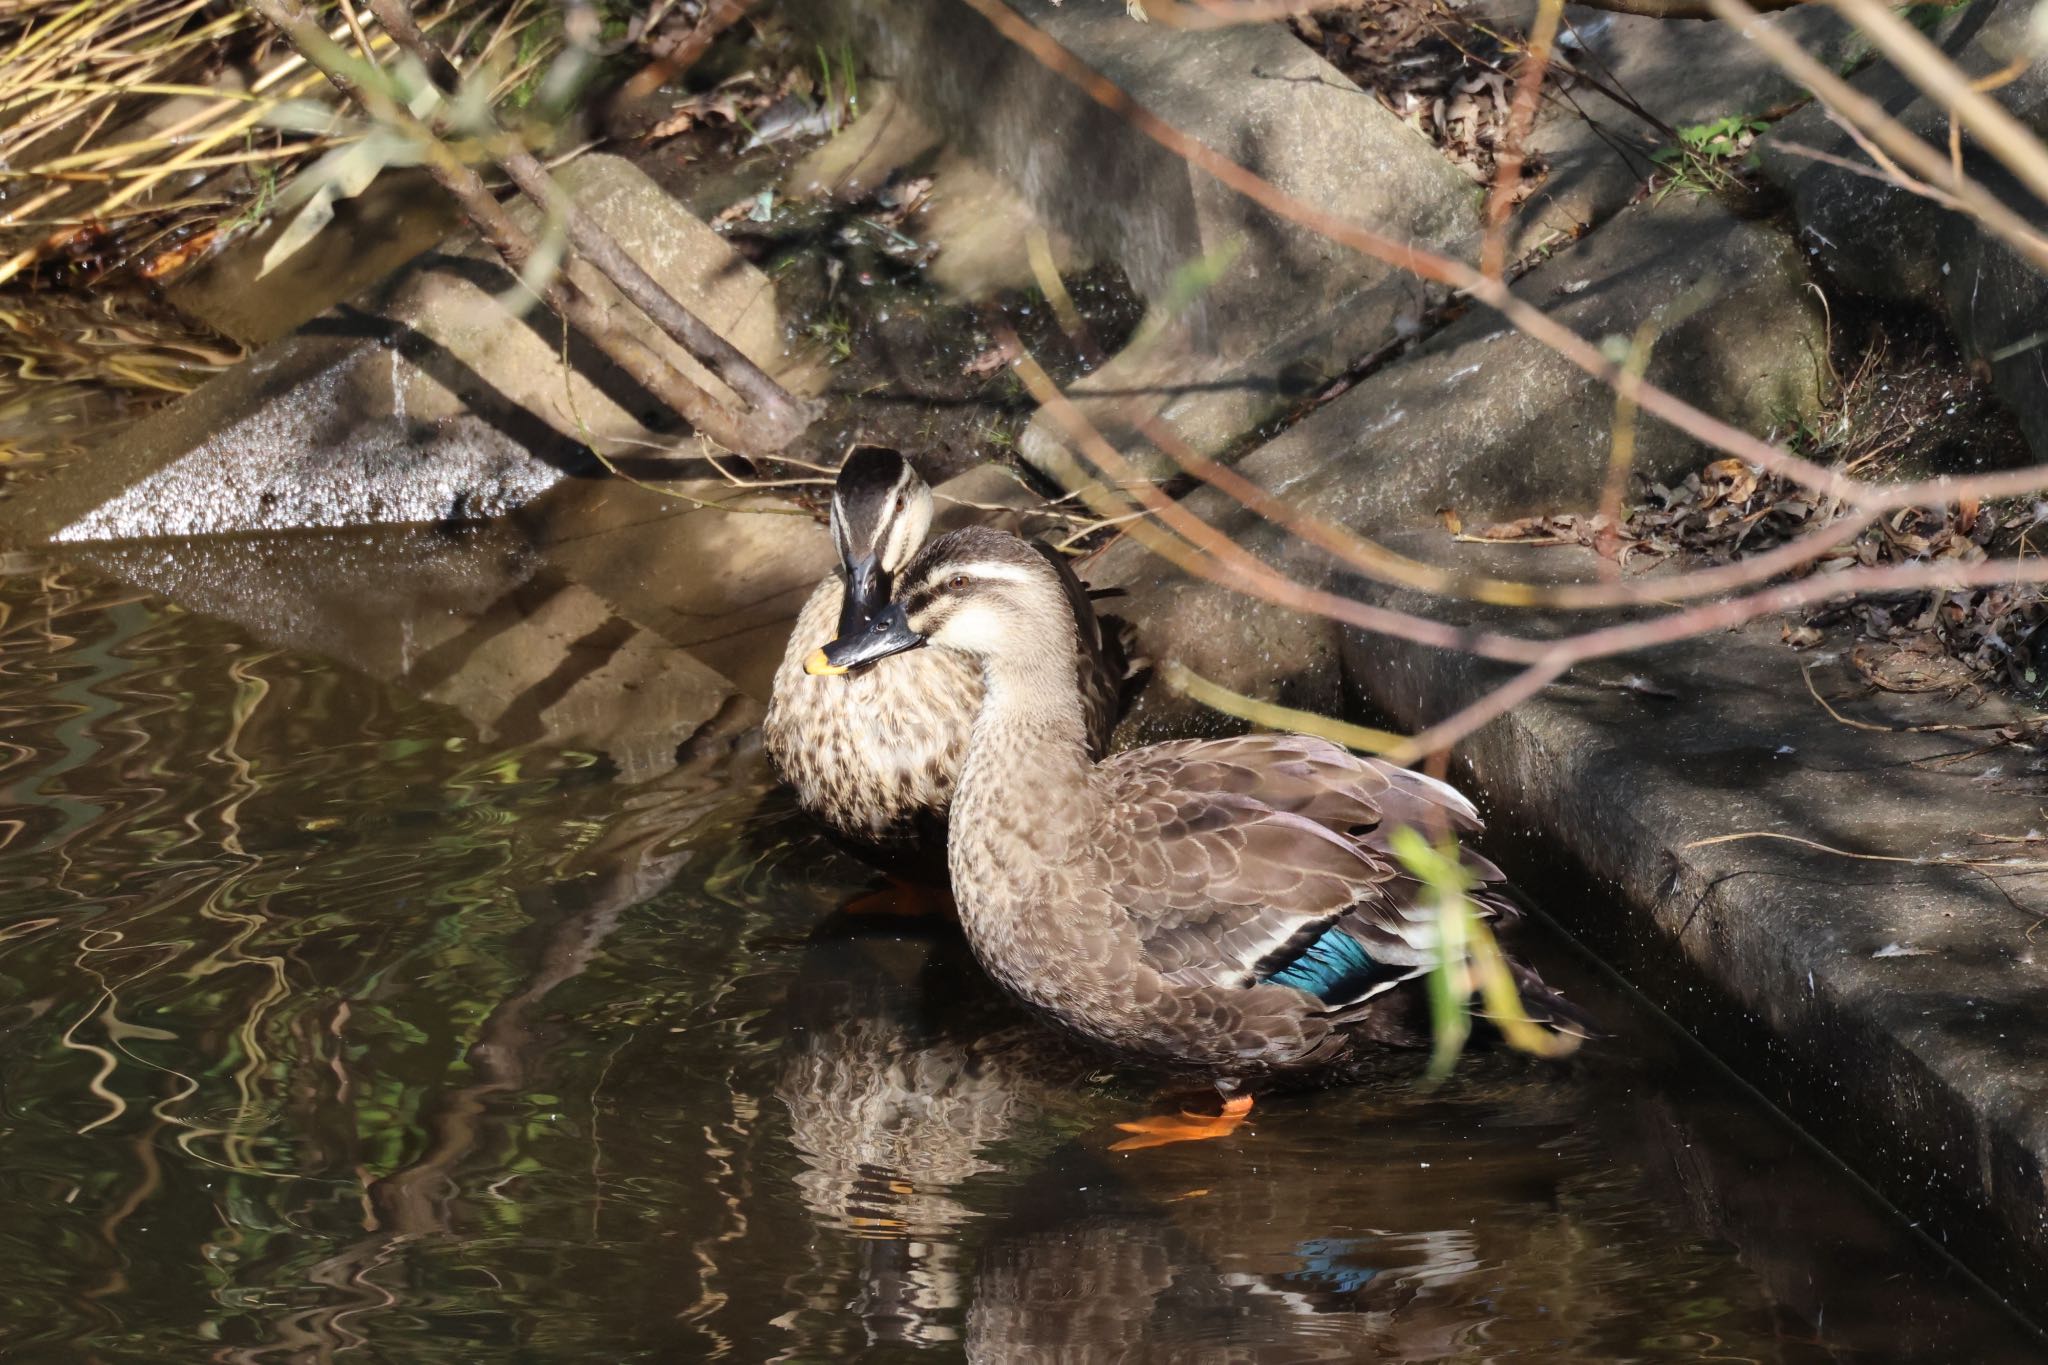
xmin=950 ymin=648 xmax=1100 ymax=864
xmin=947 ymin=642 xmax=1135 ymax=1031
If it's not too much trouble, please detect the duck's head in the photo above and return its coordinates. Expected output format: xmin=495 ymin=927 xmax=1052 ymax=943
xmin=829 ymin=445 xmax=932 ymax=643
xmin=807 ymin=526 xmax=1067 ymax=676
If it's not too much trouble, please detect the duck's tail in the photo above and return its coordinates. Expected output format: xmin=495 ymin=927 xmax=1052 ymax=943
xmin=1500 ymin=957 xmax=1603 ymax=1046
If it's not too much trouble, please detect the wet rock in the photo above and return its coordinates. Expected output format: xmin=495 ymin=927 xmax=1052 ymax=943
xmin=1760 ymin=0 xmax=2048 ymax=462
xmin=513 ymin=475 xmax=837 ymax=702
xmin=1097 ymin=191 xmax=1826 ymax=732
xmin=791 ymin=0 xmax=1483 ymax=479
xmin=1 ymin=154 xmax=801 ymax=545
xmin=1335 ymin=530 xmax=2048 ymax=1309
xmin=517 ymin=460 xmax=1090 ymax=705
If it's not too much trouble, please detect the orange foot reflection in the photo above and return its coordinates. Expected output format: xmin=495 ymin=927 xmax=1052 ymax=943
xmin=1110 ymin=1094 xmax=1254 ymax=1151
xmin=841 ymin=878 xmax=957 ymax=919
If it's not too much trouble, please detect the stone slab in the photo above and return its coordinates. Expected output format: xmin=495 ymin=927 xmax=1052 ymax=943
xmin=1090 ymin=190 xmax=1828 ymax=737
xmin=166 ymin=168 xmax=465 ymax=349
xmin=511 ymin=475 xmax=838 ymax=702
xmin=0 ymin=154 xmax=799 ymax=545
xmin=1494 ymin=0 xmax=1860 ymax=255
xmin=65 ymin=523 xmax=747 ymax=783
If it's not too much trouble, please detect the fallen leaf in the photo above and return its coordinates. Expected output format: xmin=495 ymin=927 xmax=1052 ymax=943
xmin=961 ymin=344 xmax=1010 ymax=377
xmin=1781 ymin=623 xmax=1824 ymax=649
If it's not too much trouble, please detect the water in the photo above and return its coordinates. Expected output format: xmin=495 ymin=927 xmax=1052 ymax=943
xmin=0 ymin=549 xmax=2042 ymax=1364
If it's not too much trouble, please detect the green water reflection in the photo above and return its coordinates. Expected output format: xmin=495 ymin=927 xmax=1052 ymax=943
xmin=0 ymin=557 xmax=2039 ymax=1363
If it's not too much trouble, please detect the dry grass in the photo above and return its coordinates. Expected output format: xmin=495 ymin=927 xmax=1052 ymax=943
xmin=0 ymin=0 xmax=561 ymax=291
xmin=0 ymin=0 xmax=569 ymax=461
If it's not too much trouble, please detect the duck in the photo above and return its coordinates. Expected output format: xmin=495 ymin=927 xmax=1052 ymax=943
xmin=809 ymin=525 xmax=1582 ymax=1146
xmin=765 ymin=447 xmax=1126 ymax=880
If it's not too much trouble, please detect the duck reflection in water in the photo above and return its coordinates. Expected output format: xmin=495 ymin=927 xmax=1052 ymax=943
xmin=774 ymin=923 xmax=1100 ymax=1345
xmin=770 ymin=919 xmax=1633 ymax=1360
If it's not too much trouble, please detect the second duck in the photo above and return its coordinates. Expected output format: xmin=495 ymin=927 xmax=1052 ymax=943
xmin=766 ymin=448 xmax=1126 ymax=878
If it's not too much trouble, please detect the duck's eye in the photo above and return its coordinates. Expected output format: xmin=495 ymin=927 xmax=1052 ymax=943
xmin=949 ymin=574 xmax=968 ymax=591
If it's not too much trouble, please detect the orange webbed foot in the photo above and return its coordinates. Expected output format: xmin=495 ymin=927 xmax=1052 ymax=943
xmin=1110 ymin=1094 xmax=1253 ymax=1151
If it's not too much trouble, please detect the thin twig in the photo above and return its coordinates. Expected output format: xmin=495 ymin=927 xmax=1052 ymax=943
xmin=964 ymin=0 xmax=2048 ymax=513
xmin=1825 ymin=0 xmax=2048 ymax=214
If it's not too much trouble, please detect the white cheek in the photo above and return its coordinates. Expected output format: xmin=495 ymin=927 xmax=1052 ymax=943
xmin=939 ymin=604 xmax=1006 ymax=655
xmin=883 ymin=517 xmax=915 ymax=571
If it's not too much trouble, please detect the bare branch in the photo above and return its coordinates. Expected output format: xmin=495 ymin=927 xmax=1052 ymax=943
xmin=1480 ymin=0 xmax=1564 ymax=280
xmin=1825 ymin=0 xmax=2048 ymax=214
xmin=246 ymin=0 xmax=779 ymax=456
xmin=958 ymin=0 xmax=2045 ymax=518
xmin=362 ymin=0 xmax=812 ymax=448
xmin=1708 ymin=0 xmax=2048 ymax=277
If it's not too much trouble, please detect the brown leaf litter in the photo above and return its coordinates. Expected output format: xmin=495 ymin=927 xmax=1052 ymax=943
xmin=1293 ymin=0 xmax=1553 ymax=195
xmin=1448 ymin=332 xmax=2048 ymax=704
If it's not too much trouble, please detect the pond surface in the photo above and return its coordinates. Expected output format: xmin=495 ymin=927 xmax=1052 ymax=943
xmin=1 ymin=547 xmax=2043 ymax=1364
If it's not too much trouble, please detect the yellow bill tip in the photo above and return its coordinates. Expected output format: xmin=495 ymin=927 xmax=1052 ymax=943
xmin=804 ymin=648 xmax=849 ymax=677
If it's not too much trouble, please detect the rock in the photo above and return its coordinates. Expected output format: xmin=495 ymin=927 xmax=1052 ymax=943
xmin=0 ymin=154 xmax=802 ymax=545
xmin=784 ymin=85 xmax=1084 ymax=298
xmin=1332 ymin=530 xmax=2048 ymax=1309
xmin=789 ymin=0 xmax=1484 ymax=481
xmin=512 ymin=458 xmax=1102 ymax=705
xmin=1094 ymin=190 xmax=1827 ymax=729
xmin=1760 ymin=0 xmax=2048 ymax=462
xmin=512 ymin=474 xmax=838 ymax=702
xmin=783 ymin=83 xmax=944 ymax=206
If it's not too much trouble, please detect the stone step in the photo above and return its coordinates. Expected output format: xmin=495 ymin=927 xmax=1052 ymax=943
xmin=788 ymin=0 xmax=1484 ymax=480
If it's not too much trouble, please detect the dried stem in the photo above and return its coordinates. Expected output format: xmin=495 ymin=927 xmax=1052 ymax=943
xmin=1480 ymin=0 xmax=1563 ymax=280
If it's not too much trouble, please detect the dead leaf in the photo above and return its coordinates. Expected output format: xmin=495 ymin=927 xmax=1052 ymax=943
xmin=1700 ymin=458 xmax=1759 ymax=505
xmin=1781 ymin=623 xmax=1824 ymax=649
xmin=961 ymin=344 xmax=1010 ymax=377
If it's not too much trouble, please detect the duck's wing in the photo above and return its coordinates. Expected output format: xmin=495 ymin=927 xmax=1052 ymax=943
xmin=1097 ymin=734 xmax=1510 ymax=1007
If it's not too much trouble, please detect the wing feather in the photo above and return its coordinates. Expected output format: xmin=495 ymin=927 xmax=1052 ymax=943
xmin=1095 ymin=733 xmax=1510 ymax=1005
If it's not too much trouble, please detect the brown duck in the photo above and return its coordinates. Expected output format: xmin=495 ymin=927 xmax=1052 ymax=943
xmin=765 ymin=449 xmax=1125 ymax=879
xmin=815 ymin=526 xmax=1581 ymax=1145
